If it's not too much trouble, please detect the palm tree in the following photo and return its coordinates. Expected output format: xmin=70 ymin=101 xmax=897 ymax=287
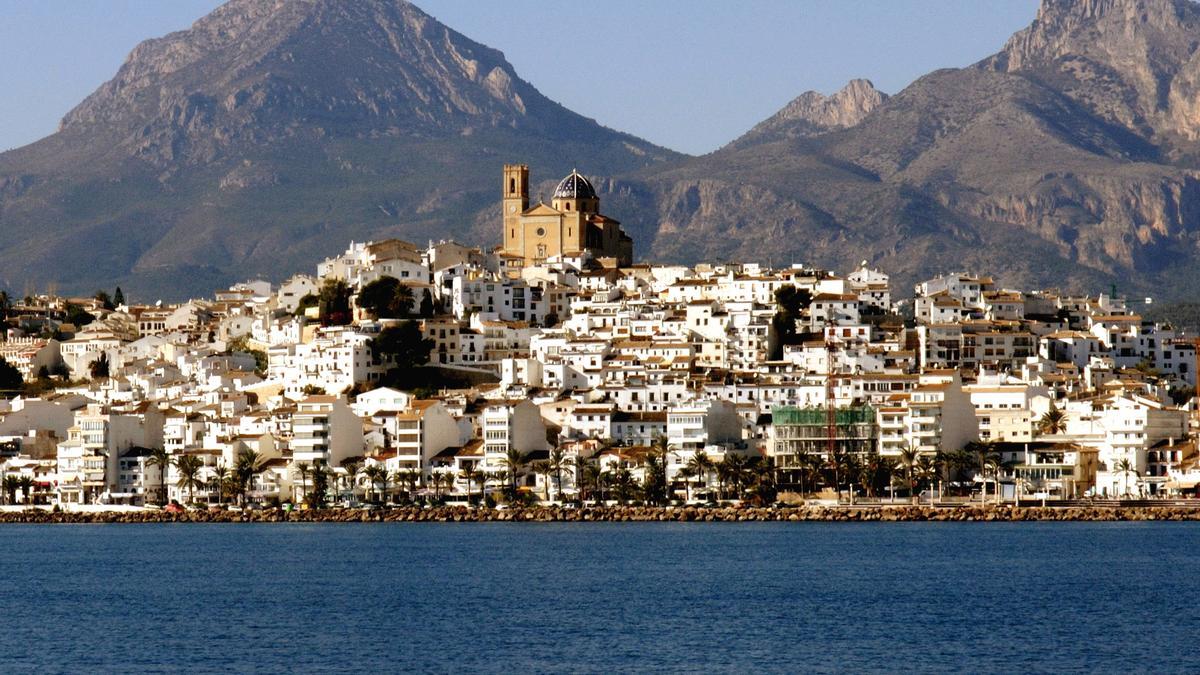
xmin=310 ymin=462 xmax=330 ymax=507
xmin=1038 ymin=402 xmax=1067 ymax=436
xmin=580 ymin=458 xmax=604 ymax=502
xmin=971 ymin=442 xmax=1002 ymax=504
xmin=545 ymin=448 xmax=570 ymax=502
xmin=915 ymin=455 xmax=937 ymax=503
xmin=677 ymin=465 xmax=696 ymax=502
xmin=210 ymin=462 xmax=229 ymax=505
xmin=362 ymin=466 xmax=386 ymax=504
xmin=295 ymin=462 xmax=311 ymax=505
xmin=899 ymin=445 xmax=920 ymax=504
xmin=612 ymin=468 xmax=635 ymax=504
xmin=235 ymin=448 xmax=265 ymax=505
xmin=687 ymin=451 xmax=713 ymax=501
xmin=792 ymin=450 xmax=814 ymax=495
xmin=395 ymin=469 xmax=417 ymax=503
xmin=1 ymin=475 xmax=19 ymax=505
xmin=642 ymin=453 xmax=669 ymax=505
xmin=459 ymin=465 xmax=483 ymax=505
xmin=17 ymin=476 xmax=35 ymax=505
xmin=572 ymin=455 xmax=592 ymax=504
xmin=747 ymin=456 xmax=777 ymax=505
xmin=174 ymin=454 xmax=204 ymax=505
xmin=340 ymin=458 xmax=363 ymax=503
xmin=146 ymin=448 xmax=172 ymax=505
xmin=826 ymin=448 xmax=850 ymax=503
xmin=500 ymin=448 xmax=529 ymax=496
xmin=531 ymin=461 xmax=553 ymax=501
xmin=394 ymin=284 xmax=416 ymax=317
xmin=1114 ymin=458 xmax=1139 ymax=497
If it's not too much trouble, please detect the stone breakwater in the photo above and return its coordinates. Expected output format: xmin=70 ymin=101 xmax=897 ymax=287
xmin=3 ymin=505 xmax=1200 ymax=524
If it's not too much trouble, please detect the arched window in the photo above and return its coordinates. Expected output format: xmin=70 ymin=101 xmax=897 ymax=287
xmin=509 ymin=178 xmax=515 ymax=193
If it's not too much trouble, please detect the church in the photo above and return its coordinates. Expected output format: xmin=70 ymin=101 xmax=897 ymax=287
xmin=499 ymin=164 xmax=633 ymax=271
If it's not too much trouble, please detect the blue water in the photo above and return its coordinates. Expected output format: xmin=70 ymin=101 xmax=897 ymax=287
xmin=1 ymin=522 xmax=1197 ymax=673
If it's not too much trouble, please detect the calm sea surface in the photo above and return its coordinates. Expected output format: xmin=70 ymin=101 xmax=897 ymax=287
xmin=0 ymin=521 xmax=1197 ymax=673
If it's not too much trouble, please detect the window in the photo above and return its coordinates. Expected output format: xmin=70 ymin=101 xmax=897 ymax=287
xmin=536 ymin=227 xmax=546 ymax=237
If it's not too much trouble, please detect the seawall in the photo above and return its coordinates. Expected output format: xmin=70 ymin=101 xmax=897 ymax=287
xmin=4 ymin=504 xmax=1200 ymax=523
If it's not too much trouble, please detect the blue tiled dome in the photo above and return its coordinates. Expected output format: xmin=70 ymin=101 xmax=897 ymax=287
xmin=553 ymin=170 xmax=596 ymax=200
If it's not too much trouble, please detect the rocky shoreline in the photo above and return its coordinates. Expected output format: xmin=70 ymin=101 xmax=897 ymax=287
xmin=4 ymin=504 xmax=1200 ymax=524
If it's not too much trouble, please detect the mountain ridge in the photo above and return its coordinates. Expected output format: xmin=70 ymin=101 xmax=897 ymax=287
xmin=4 ymin=0 xmax=1200 ymax=300
xmin=0 ymin=0 xmax=677 ymax=298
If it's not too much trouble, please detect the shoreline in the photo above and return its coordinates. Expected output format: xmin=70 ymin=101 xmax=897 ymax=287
xmin=4 ymin=504 xmax=1200 ymax=523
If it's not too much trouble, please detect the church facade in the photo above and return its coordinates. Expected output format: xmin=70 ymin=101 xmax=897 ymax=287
xmin=499 ymin=164 xmax=633 ymax=271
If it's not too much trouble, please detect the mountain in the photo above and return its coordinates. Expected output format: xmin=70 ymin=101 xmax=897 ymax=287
xmin=0 ymin=0 xmax=677 ymax=298
xmin=622 ymin=0 xmax=1200 ymax=300
xmin=726 ymin=79 xmax=888 ymax=150
xmin=5 ymin=0 xmax=1200 ymax=301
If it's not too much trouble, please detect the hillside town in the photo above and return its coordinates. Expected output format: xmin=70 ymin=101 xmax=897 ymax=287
xmin=0 ymin=165 xmax=1197 ymax=510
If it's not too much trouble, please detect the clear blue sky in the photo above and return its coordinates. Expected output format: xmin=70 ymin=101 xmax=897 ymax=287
xmin=0 ymin=0 xmax=1039 ymax=155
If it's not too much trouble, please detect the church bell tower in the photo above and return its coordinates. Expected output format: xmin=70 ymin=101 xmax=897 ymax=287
xmin=503 ymin=164 xmax=529 ymax=252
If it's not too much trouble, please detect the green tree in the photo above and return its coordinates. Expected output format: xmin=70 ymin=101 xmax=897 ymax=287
xmin=573 ymin=455 xmax=595 ymax=504
xmin=899 ymin=445 xmax=920 ymax=504
xmin=0 ymin=290 xmax=11 ymax=321
xmin=419 ymin=289 xmax=434 ymax=318
xmin=318 ymin=279 xmax=353 ymax=326
xmin=0 ymin=357 xmax=23 ymax=396
xmin=340 ymin=458 xmax=363 ymax=503
xmin=362 ymin=465 xmax=387 ymax=504
xmin=113 ymin=287 xmax=125 ymax=307
xmin=500 ymin=448 xmax=529 ymax=497
xmin=211 ymin=462 xmax=229 ymax=505
xmin=309 ymin=462 xmax=330 ymax=508
xmin=915 ymin=455 xmax=938 ymax=501
xmin=642 ymin=452 xmax=668 ymax=505
xmin=94 ymin=291 xmax=115 ymax=311
xmin=227 ymin=336 xmax=268 ymax=375
xmin=18 ymin=476 xmax=35 ymax=505
xmin=295 ymin=462 xmax=311 ymax=505
xmin=460 ymin=464 xmax=483 ymax=505
xmin=747 ymin=456 xmax=778 ymax=505
xmin=65 ymin=303 xmax=95 ymax=327
xmin=371 ymin=321 xmax=434 ymax=380
xmin=611 ymin=468 xmax=636 ymax=504
xmin=687 ymin=451 xmax=714 ymax=501
xmin=174 ymin=454 xmax=204 ymax=505
xmin=88 ymin=353 xmax=110 ymax=380
xmin=1038 ymin=402 xmax=1066 ymax=435
xmin=146 ymin=448 xmax=173 ymax=505
xmin=357 ymin=276 xmax=416 ymax=319
xmin=768 ymin=285 xmax=813 ymax=359
xmin=545 ymin=447 xmax=570 ymax=502
xmin=1 ymin=476 xmax=18 ymax=505
xmin=1169 ymin=386 xmax=1196 ymax=407
xmin=235 ymin=448 xmax=266 ymax=505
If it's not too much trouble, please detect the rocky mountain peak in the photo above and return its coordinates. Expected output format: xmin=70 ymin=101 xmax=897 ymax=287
xmin=985 ymin=0 xmax=1200 ymax=145
xmin=0 ymin=0 xmax=674 ymax=297
xmin=57 ymin=0 xmax=566 ymax=165
xmin=727 ymin=79 xmax=887 ymax=150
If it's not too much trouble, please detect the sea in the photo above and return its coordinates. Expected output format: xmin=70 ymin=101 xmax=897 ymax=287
xmin=0 ymin=521 xmax=1197 ymax=673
